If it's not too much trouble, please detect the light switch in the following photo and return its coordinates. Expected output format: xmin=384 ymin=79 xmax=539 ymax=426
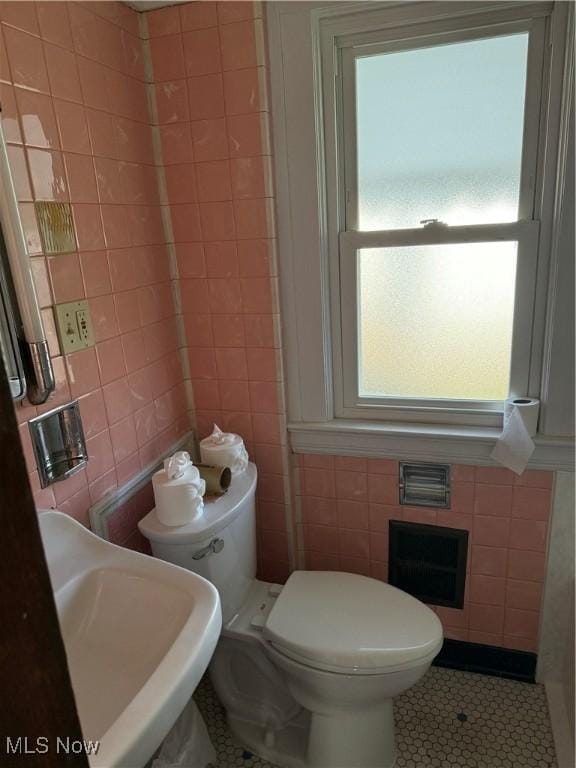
xmin=54 ymin=300 xmax=95 ymax=354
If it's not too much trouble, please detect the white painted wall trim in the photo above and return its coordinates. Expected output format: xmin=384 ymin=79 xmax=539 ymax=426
xmin=539 ymin=3 xmax=575 ymax=436
xmin=89 ymin=431 xmax=193 ymax=539
xmin=545 ymin=681 xmax=575 ymax=768
xmin=537 ymin=471 xmax=576 ymax=680
xmin=289 ymin=420 xmax=574 ymax=470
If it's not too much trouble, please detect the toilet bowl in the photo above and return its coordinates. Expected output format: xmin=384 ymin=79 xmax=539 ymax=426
xmin=265 ymin=645 xmax=425 ymax=768
xmin=138 ymin=464 xmax=443 ymax=768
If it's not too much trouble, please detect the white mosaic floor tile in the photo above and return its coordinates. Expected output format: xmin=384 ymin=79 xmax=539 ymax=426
xmin=194 ymin=667 xmax=557 ymax=768
xmin=394 ymin=668 xmax=556 ymax=768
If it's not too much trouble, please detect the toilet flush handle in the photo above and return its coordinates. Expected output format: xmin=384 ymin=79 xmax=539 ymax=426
xmin=191 ymin=537 xmax=225 ymax=560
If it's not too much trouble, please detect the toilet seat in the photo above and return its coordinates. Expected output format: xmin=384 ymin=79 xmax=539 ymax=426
xmin=263 ymin=571 xmax=443 ymax=675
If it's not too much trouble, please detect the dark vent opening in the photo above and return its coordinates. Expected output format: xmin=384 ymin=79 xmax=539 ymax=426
xmin=389 ymin=521 xmax=468 ymax=608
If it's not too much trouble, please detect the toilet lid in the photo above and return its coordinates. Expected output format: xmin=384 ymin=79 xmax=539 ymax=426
xmin=263 ymin=571 xmax=443 ymax=674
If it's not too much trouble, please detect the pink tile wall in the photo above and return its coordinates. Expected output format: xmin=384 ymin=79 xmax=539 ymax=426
xmin=106 ymin=481 xmax=154 ymax=552
xmin=2 ymin=1 xmax=189 ymax=543
xmin=146 ymin=1 xmax=291 ymax=582
xmin=295 ymin=455 xmax=553 ymax=653
xmin=2 ymin=2 xmax=554 ymax=644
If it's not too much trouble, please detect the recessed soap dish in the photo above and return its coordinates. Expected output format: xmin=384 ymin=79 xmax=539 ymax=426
xmin=28 ymin=401 xmax=88 ymax=488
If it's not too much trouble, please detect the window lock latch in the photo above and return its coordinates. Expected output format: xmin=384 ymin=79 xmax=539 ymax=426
xmin=420 ymin=218 xmax=448 ymax=228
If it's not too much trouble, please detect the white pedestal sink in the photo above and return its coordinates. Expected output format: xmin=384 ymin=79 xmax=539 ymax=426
xmin=39 ymin=510 xmax=222 ymax=768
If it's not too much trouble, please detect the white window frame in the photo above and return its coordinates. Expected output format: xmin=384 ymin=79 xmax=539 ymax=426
xmin=266 ymin=0 xmax=574 ymax=467
xmin=328 ymin=14 xmax=548 ymax=427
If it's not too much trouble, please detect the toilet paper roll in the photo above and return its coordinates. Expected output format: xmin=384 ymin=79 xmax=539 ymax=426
xmin=197 ymin=464 xmax=232 ymax=495
xmin=490 ymin=398 xmax=540 ymax=475
xmin=153 ymin=464 xmax=206 ymax=527
xmin=163 ymin=450 xmax=193 ymax=480
xmin=199 ymin=424 xmax=249 ymax=476
xmin=503 ymin=398 xmax=539 ymax=437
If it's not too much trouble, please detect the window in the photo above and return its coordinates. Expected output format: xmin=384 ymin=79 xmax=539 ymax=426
xmin=333 ymin=16 xmax=546 ymax=424
xmin=266 ymin=0 xmax=574 ymax=462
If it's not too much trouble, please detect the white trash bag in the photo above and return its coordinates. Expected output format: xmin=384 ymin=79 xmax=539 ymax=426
xmin=152 ymin=699 xmax=216 ymax=768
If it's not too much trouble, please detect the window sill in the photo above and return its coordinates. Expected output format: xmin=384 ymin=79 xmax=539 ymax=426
xmin=288 ymin=420 xmax=575 ymax=471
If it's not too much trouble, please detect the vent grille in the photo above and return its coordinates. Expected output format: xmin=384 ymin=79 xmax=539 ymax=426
xmin=395 ymin=563 xmax=458 ymax=603
xmin=389 ymin=521 xmax=468 ymax=608
xmin=35 ymin=201 xmax=77 ymax=255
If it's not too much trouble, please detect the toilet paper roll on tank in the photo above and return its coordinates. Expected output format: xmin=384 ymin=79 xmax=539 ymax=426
xmin=152 ymin=451 xmax=206 ymax=527
xmin=152 ymin=425 xmax=249 ymax=527
xmin=199 ymin=424 xmax=249 ymax=476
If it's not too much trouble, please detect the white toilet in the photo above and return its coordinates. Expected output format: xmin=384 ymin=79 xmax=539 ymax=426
xmin=138 ymin=464 xmax=443 ymax=768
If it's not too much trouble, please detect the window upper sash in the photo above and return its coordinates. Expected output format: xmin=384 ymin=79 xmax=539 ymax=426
xmin=338 ymin=16 xmax=547 ymax=234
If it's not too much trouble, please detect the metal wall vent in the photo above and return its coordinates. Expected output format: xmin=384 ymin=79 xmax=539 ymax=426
xmin=388 ymin=521 xmax=468 ymax=608
xmin=35 ymin=201 xmax=77 ymax=255
xmin=400 ymin=462 xmax=450 ymax=508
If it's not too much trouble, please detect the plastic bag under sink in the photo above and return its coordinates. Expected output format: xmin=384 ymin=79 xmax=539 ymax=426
xmin=151 ymin=699 xmax=215 ymax=768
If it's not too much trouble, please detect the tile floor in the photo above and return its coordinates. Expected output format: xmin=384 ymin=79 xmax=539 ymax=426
xmin=193 ymin=667 xmax=557 ymax=768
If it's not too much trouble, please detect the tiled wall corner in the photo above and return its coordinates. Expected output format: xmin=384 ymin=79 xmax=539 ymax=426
xmin=144 ymin=0 xmax=294 ymax=580
xmin=138 ymin=9 xmax=197 ymax=439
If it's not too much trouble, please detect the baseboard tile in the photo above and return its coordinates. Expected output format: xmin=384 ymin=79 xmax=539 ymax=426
xmin=433 ymin=639 xmax=537 ymax=683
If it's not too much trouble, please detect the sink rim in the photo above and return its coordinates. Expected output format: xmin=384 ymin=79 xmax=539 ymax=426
xmin=39 ymin=509 xmax=222 ymax=768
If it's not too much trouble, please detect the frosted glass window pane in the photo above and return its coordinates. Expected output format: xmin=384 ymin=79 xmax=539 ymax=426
xmin=358 ymin=243 xmax=517 ymax=400
xmin=356 ymin=34 xmax=529 ymax=230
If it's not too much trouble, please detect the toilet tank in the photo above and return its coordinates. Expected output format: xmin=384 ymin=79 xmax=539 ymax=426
xmin=138 ymin=464 xmax=257 ymax=624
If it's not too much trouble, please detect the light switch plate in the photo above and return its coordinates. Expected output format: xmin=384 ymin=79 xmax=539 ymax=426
xmin=54 ymin=300 xmax=95 ymax=354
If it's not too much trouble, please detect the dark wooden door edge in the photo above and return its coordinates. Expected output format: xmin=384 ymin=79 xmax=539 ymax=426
xmin=0 ymin=361 xmax=89 ymax=766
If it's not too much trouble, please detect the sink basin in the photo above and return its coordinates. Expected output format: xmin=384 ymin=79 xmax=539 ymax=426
xmin=39 ymin=510 xmax=221 ymax=768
